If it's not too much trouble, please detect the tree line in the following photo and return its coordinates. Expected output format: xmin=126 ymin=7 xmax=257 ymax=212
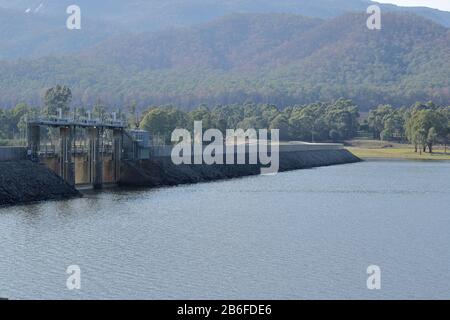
xmin=0 ymin=92 xmax=359 ymax=146
xmin=139 ymin=98 xmax=359 ymax=144
xmin=0 ymin=85 xmax=127 ymax=145
xmin=1 ymin=85 xmax=449 ymax=154
xmin=365 ymin=102 xmax=450 ymax=153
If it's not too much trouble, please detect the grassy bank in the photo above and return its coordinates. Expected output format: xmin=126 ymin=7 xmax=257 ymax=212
xmin=346 ymin=140 xmax=450 ymax=161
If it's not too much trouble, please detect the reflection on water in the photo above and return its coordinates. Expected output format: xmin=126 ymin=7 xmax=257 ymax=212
xmin=1 ymin=160 xmax=450 ymax=299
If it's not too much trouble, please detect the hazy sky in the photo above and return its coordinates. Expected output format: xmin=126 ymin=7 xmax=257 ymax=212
xmin=374 ymin=0 xmax=450 ymax=11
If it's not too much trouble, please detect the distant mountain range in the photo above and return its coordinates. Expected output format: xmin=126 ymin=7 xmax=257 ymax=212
xmin=0 ymin=7 xmax=120 ymax=60
xmin=1 ymin=0 xmax=450 ymax=59
xmin=2 ymin=0 xmax=450 ymax=28
xmin=0 ymin=12 xmax=449 ymax=110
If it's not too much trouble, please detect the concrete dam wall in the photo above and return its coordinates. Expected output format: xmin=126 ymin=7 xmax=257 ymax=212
xmin=120 ymin=145 xmax=361 ymax=187
xmin=0 ymin=143 xmax=360 ymax=206
xmin=0 ymin=161 xmax=80 ymax=206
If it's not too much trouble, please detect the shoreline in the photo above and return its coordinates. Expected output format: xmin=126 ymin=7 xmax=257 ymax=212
xmin=354 ymin=157 xmax=450 ymax=162
xmin=347 ymin=147 xmax=450 ymax=161
xmin=0 ymin=161 xmax=81 ymax=208
xmin=120 ymin=149 xmax=361 ymax=188
xmin=6 ymin=145 xmax=450 ymax=208
xmin=1 ymin=148 xmax=360 ymax=207
xmin=345 ymin=138 xmax=450 ymax=161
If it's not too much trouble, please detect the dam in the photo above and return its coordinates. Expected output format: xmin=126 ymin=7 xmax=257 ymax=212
xmin=0 ymin=115 xmax=360 ymax=206
xmin=27 ymin=115 xmax=125 ymax=189
xmin=121 ymin=141 xmax=360 ymax=187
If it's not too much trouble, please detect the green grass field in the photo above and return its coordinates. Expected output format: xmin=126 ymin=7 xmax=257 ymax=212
xmin=346 ymin=140 xmax=450 ymax=161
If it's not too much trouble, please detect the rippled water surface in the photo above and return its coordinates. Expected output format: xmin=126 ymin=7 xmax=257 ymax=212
xmin=1 ymin=160 xmax=450 ymax=299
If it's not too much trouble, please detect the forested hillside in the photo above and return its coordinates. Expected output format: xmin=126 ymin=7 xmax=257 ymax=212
xmin=0 ymin=7 xmax=120 ymax=59
xmin=0 ymin=12 xmax=449 ymax=110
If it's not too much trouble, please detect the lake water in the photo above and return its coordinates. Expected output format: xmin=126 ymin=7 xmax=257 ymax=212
xmin=0 ymin=160 xmax=449 ymax=300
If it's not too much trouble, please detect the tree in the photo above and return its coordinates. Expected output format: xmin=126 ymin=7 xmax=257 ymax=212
xmin=189 ymin=105 xmax=215 ymax=130
xmin=127 ymin=102 xmax=139 ymax=129
xmin=211 ymin=105 xmax=244 ymax=129
xmin=324 ymin=99 xmax=359 ymax=140
xmin=237 ymin=116 xmax=266 ymax=131
xmin=140 ymin=106 xmax=189 ymax=144
xmin=0 ymin=103 xmax=37 ymax=142
xmin=380 ymin=129 xmax=392 ymax=141
xmin=288 ymin=110 xmax=313 ymax=141
xmin=367 ymin=105 xmax=395 ymax=139
xmin=43 ymin=85 xmax=72 ymax=116
xmin=74 ymin=106 xmax=87 ymax=119
xmin=270 ymin=115 xmax=290 ymax=141
xmin=406 ymin=108 xmax=447 ymax=153
xmin=417 ymin=128 xmax=427 ymax=155
xmin=93 ymin=99 xmax=108 ymax=121
xmin=427 ymin=127 xmax=438 ymax=153
xmin=383 ymin=112 xmax=405 ymax=140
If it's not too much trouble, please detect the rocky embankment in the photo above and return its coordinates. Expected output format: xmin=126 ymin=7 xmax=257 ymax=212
xmin=120 ymin=149 xmax=361 ymax=187
xmin=0 ymin=161 xmax=80 ymax=206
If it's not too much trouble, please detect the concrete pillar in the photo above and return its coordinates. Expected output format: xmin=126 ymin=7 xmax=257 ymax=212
xmin=60 ymin=126 xmax=75 ymax=186
xmin=89 ymin=127 xmax=103 ymax=189
xmin=27 ymin=124 xmax=40 ymax=161
xmin=112 ymin=128 xmax=123 ymax=183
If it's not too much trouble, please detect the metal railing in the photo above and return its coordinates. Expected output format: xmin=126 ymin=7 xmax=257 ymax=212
xmin=27 ymin=115 xmax=126 ymax=129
